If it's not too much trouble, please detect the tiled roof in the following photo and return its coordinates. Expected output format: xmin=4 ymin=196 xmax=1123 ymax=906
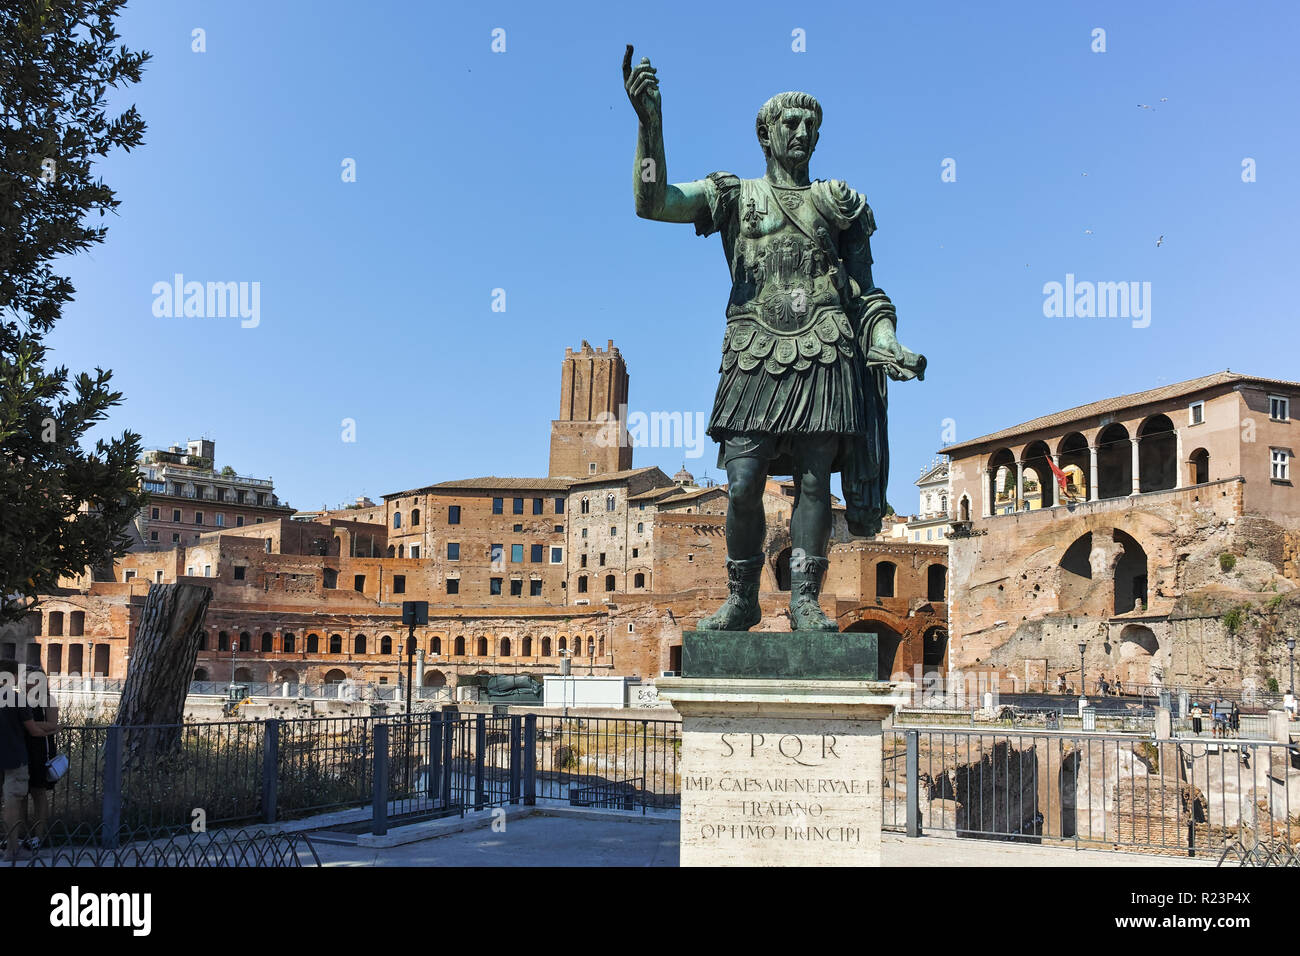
xmin=384 ymin=466 xmax=673 ymax=499
xmin=384 ymin=476 xmax=572 ymax=498
xmin=940 ymin=371 xmax=1300 ymax=455
xmin=656 ymin=486 xmax=726 ymax=505
xmin=565 ymin=466 xmax=670 ymax=487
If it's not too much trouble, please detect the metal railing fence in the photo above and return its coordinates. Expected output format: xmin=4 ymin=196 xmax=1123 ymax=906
xmin=882 ymin=728 xmax=1298 ymax=858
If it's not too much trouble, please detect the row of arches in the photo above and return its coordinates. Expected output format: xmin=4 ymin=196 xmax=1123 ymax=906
xmin=195 ymin=666 xmax=468 ymax=688
xmin=198 ymin=630 xmax=607 ymax=659
xmin=773 ymin=551 xmax=947 ymax=602
xmin=39 ymin=610 xmax=87 ymax=637
xmin=841 ymin=620 xmax=949 ymax=680
xmin=984 ymin=414 xmax=1209 ymax=514
xmin=1059 ymin=528 xmax=1149 ymax=614
xmin=38 ymin=641 xmax=110 ymax=676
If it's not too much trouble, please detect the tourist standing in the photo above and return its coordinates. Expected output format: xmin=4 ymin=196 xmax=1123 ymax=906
xmin=0 ymin=660 xmax=53 ymax=861
xmin=22 ymin=666 xmax=58 ymax=851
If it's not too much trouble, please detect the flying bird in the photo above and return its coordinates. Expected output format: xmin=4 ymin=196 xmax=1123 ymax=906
xmin=1156 ymin=235 xmax=1164 ymax=247
xmin=1084 ymin=229 xmax=1093 ymax=236
xmin=1138 ymin=104 xmax=1151 ymax=109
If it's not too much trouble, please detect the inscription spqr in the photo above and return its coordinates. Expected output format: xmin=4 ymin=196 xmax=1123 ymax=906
xmin=679 ymin=717 xmax=884 ymax=865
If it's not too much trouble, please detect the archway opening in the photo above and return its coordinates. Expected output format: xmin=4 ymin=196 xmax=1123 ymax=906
xmin=875 ymin=561 xmax=896 ymax=599
xmin=775 ymin=548 xmax=793 ymax=591
xmin=1188 ymin=447 xmax=1209 ymax=485
xmin=845 ymin=620 xmax=904 ymax=680
xmin=1117 ymin=625 xmax=1158 ymax=687
xmin=1137 ymin=414 xmax=1177 ymax=493
xmin=927 ymin=564 xmax=947 ymax=602
xmin=1096 ymin=423 xmax=1131 ymax=499
xmin=1060 ymin=533 xmax=1093 ymax=579
xmin=1057 ymin=432 xmax=1090 ymax=500
xmin=1113 ymin=529 xmax=1148 ymax=614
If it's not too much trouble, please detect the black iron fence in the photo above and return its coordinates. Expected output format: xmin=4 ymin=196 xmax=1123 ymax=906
xmin=882 ymin=728 xmax=1299 ymax=858
xmin=19 ymin=824 xmax=319 ymax=867
xmin=16 ymin=711 xmax=681 ymax=850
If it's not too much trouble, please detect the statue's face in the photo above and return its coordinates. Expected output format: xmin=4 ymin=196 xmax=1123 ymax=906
xmin=763 ymin=107 xmax=819 ymax=165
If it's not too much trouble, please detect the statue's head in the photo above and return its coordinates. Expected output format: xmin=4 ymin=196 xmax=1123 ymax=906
xmin=756 ymin=91 xmax=822 ymax=165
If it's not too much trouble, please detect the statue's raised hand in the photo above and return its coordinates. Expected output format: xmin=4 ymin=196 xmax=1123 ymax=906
xmin=622 ymin=45 xmax=661 ymax=124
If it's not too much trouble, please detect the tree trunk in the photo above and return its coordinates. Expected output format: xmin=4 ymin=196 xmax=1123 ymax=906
xmin=115 ymin=582 xmax=212 ymax=763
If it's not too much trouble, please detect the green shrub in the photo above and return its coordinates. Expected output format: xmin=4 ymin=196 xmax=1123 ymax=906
xmin=1222 ymin=605 xmax=1248 ymax=635
xmin=1219 ymin=553 xmax=1237 ymax=573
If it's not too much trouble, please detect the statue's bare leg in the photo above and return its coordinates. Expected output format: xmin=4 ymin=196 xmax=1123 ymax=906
xmin=697 ymin=449 xmax=767 ymax=632
xmin=789 ymin=435 xmax=838 ymax=631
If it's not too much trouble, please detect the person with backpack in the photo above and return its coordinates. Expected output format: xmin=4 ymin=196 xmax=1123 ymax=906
xmin=0 ymin=660 xmax=55 ymax=861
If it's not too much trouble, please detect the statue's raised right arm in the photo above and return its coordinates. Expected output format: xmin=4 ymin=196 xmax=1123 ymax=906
xmin=624 ymin=46 xmax=708 ymax=224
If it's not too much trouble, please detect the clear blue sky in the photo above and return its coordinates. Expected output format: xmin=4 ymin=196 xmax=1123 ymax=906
xmin=51 ymin=0 xmax=1300 ymax=514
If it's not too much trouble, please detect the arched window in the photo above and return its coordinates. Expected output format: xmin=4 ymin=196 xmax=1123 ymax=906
xmin=393 ymin=512 xmax=402 ymax=529
xmin=558 ymin=637 xmax=567 ymax=653
xmin=411 ymin=508 xmax=420 ymax=525
xmin=198 ymin=632 xmax=208 ymax=651
xmin=380 ymin=635 xmax=392 ymax=654
xmin=580 ymin=497 xmax=590 ymax=514
xmin=430 ymin=635 xmax=441 ymax=655
xmin=634 ymin=572 xmax=646 ymax=588
xmin=604 ymin=574 xmax=616 ymax=591
xmin=636 ymin=522 xmax=644 ymax=533
xmin=307 ymin=633 xmax=320 ymax=653
xmin=329 ymin=633 xmax=343 ymax=654
xmin=960 ymin=496 xmax=971 ymax=521
xmin=541 ymin=636 xmax=552 ymax=656
xmin=875 ymin=562 xmax=896 ymax=599
xmin=927 ymin=564 xmax=947 ymax=602
xmin=283 ymin=633 xmax=296 ymax=653
xmin=598 ymin=636 xmax=605 ymax=656
xmin=522 ymin=636 xmax=532 ymax=656
xmin=476 ymin=636 xmax=488 ymax=656
xmin=238 ymin=631 xmax=251 ymax=652
xmin=1189 ymin=447 xmax=1210 ymax=485
xmin=500 ymin=637 xmax=512 ymax=656
xmin=454 ymin=636 xmax=465 ymax=656
xmin=574 ymin=636 xmax=582 ymax=655
xmin=354 ymin=634 xmax=367 ymax=655
xmin=261 ymin=632 xmax=274 ymax=652
xmin=578 ymin=576 xmax=588 ymax=593
xmin=218 ymin=631 xmax=229 ymax=651
xmin=606 ymin=494 xmax=615 ymax=511
xmin=1096 ymin=423 xmax=1132 ymax=499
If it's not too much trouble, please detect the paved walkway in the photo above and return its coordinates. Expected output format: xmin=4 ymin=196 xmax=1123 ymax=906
xmin=302 ymin=809 xmax=1216 ymax=867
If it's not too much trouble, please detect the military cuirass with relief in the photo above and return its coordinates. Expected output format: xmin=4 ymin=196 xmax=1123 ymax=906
xmin=721 ymin=178 xmax=857 ymax=376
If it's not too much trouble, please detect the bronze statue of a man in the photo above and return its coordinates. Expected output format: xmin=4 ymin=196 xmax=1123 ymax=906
xmin=624 ymin=48 xmax=926 ymax=633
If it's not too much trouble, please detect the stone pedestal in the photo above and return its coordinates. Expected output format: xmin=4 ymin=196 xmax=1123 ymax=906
xmin=658 ymin=630 xmax=909 ymax=867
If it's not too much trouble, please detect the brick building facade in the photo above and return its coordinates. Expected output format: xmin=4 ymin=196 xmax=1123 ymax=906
xmin=3 ymin=340 xmax=950 ymax=691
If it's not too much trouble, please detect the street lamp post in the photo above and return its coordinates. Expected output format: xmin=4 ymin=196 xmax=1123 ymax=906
xmin=559 ymin=650 xmax=571 ymax=719
xmin=1287 ymin=637 xmax=1296 ymax=696
xmin=1077 ymin=641 xmax=1087 ymax=711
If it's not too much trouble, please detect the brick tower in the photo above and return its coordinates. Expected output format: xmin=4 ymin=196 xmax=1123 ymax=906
xmin=548 ymin=339 xmax=632 ymax=478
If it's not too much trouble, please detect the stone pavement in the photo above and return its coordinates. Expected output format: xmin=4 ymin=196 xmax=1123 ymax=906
xmin=301 ymin=808 xmax=1218 ymax=867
